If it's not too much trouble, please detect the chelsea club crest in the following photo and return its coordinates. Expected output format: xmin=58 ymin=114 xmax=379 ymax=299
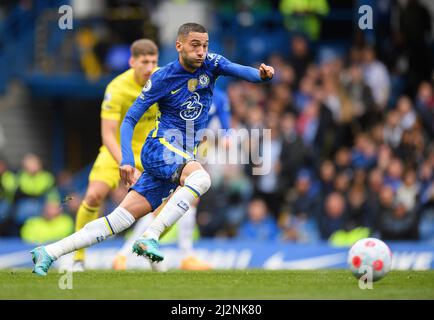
xmin=143 ymin=79 xmax=152 ymax=92
xmin=199 ymin=74 xmax=210 ymax=87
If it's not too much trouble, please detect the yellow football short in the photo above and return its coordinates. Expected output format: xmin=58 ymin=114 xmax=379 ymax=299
xmin=88 ymin=149 xmax=143 ymax=189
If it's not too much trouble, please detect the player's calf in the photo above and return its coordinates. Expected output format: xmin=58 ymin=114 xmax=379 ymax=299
xmin=142 ymin=168 xmax=211 ymax=242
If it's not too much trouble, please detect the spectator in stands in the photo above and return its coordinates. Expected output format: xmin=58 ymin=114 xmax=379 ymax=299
xmin=352 ymin=168 xmax=367 ymax=189
xmin=370 ymin=122 xmax=385 ymax=146
xmin=346 ymin=185 xmax=372 ymax=230
xmin=288 ymin=34 xmax=314 ymax=86
xmin=321 ymin=61 xmax=354 ymax=127
xmin=13 ymin=153 xmax=59 ymax=227
xmin=0 ymin=158 xmax=16 ymax=236
xmin=237 ymin=198 xmax=280 ymax=241
xmin=319 ymin=192 xmax=347 ymax=240
xmin=334 ymin=147 xmax=352 ymax=172
xmin=317 ymin=159 xmax=335 ymax=198
xmin=362 ymin=46 xmax=391 ymax=110
xmin=288 ymin=169 xmax=321 ymax=221
xmin=376 ymin=144 xmax=393 ymax=172
xmin=296 ymin=100 xmax=320 ymax=154
xmin=383 ymin=110 xmax=403 ymax=148
xmin=253 ymin=113 xmax=284 ymax=218
xmin=270 ymin=83 xmax=294 ymax=114
xmin=20 ymin=199 xmax=74 ymax=244
xmin=351 ymin=133 xmax=377 ymax=170
xmin=279 ymin=0 xmax=329 ymax=41
xmin=294 ymin=76 xmax=314 ymax=114
xmin=395 ymin=128 xmax=425 ymax=168
xmin=279 ymin=208 xmax=320 ymax=243
xmin=415 ymin=82 xmax=434 ymax=137
xmin=396 ymin=96 xmax=417 ymax=130
xmin=365 ymin=168 xmax=384 ymax=231
xmin=333 ymin=170 xmax=352 ymax=195
xmin=383 ymin=157 xmax=404 ymax=192
xmin=396 ymin=169 xmax=419 ymax=212
xmin=278 ymin=112 xmax=306 ymax=193
xmin=343 ymin=63 xmax=377 ymax=128
xmin=418 ymin=181 xmax=434 ymax=242
xmin=379 ymin=200 xmax=419 ymax=241
xmin=378 ymin=185 xmax=419 ymax=240
xmin=419 ymin=160 xmax=434 ymax=203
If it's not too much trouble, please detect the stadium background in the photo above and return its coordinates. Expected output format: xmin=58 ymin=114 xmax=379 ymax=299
xmin=0 ymin=0 xmax=434 ymax=270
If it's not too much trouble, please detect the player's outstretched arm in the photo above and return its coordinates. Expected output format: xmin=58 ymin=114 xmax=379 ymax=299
xmin=119 ymin=69 xmax=165 ymax=185
xmin=215 ymin=55 xmax=274 ymax=83
xmin=120 ymin=72 xmax=164 ymax=185
xmin=120 ymin=99 xmax=146 ymax=167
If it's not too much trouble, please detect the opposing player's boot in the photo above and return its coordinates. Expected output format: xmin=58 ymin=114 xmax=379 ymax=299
xmin=112 ymin=254 xmax=127 ymax=270
xmin=181 ymin=256 xmax=212 ymax=270
xmin=31 ymin=246 xmax=55 ymax=276
xmin=132 ymin=237 xmax=164 ymax=262
xmin=71 ymin=260 xmax=85 ymax=272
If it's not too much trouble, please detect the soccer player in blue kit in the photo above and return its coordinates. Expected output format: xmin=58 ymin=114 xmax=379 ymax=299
xmin=112 ymin=87 xmax=231 ymax=271
xmin=31 ymin=23 xmax=274 ymax=275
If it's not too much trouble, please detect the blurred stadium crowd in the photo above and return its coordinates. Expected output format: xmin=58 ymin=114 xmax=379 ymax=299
xmin=0 ymin=0 xmax=434 ymax=247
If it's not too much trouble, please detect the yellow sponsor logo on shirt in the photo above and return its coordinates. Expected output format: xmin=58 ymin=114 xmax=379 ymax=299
xmin=171 ymin=87 xmax=182 ymax=95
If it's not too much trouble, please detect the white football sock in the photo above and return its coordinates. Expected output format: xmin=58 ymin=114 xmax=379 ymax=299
xmin=144 ymin=169 xmax=210 ymax=240
xmin=178 ymin=206 xmax=197 ymax=258
xmin=118 ymin=213 xmax=154 ymax=256
xmin=45 ymin=207 xmax=135 ymax=260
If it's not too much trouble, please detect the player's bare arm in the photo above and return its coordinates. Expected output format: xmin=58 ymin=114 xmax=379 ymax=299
xmin=101 ymin=118 xmax=123 ymax=164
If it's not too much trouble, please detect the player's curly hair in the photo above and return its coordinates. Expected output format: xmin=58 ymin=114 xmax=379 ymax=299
xmin=130 ymin=39 xmax=158 ymax=57
xmin=177 ymin=23 xmax=207 ymax=38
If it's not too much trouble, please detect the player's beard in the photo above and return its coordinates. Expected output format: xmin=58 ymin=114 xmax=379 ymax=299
xmin=181 ymin=51 xmax=203 ymax=71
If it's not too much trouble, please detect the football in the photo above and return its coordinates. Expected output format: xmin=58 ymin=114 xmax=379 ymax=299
xmin=348 ymin=237 xmax=393 ymax=282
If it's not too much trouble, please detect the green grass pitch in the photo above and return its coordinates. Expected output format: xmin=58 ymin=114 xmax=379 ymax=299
xmin=1 ymin=269 xmax=434 ymax=299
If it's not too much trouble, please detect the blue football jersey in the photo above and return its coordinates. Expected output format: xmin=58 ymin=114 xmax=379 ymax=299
xmin=121 ymin=52 xmax=266 ymax=167
xmin=207 ymin=87 xmax=230 ymax=130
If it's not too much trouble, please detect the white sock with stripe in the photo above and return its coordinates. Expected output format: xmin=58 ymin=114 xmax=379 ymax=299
xmin=178 ymin=206 xmax=197 ymax=257
xmin=45 ymin=207 xmax=135 ymax=260
xmin=144 ymin=170 xmax=210 ymax=240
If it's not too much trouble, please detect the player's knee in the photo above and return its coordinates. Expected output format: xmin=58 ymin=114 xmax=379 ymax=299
xmin=85 ymin=190 xmax=104 ymax=207
xmin=184 ymin=169 xmax=211 ymax=196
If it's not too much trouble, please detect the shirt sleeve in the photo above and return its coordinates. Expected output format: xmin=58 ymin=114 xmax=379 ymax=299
xmin=100 ymin=84 xmax=122 ymax=121
xmin=120 ymin=72 xmax=165 ymax=167
xmin=210 ymin=54 xmax=268 ymax=83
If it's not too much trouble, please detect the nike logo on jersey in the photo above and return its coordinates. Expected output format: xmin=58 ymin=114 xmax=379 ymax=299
xmin=171 ymin=87 xmax=182 ymax=95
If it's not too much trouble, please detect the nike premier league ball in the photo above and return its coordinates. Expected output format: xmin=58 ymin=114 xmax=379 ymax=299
xmin=348 ymin=237 xmax=393 ymax=282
